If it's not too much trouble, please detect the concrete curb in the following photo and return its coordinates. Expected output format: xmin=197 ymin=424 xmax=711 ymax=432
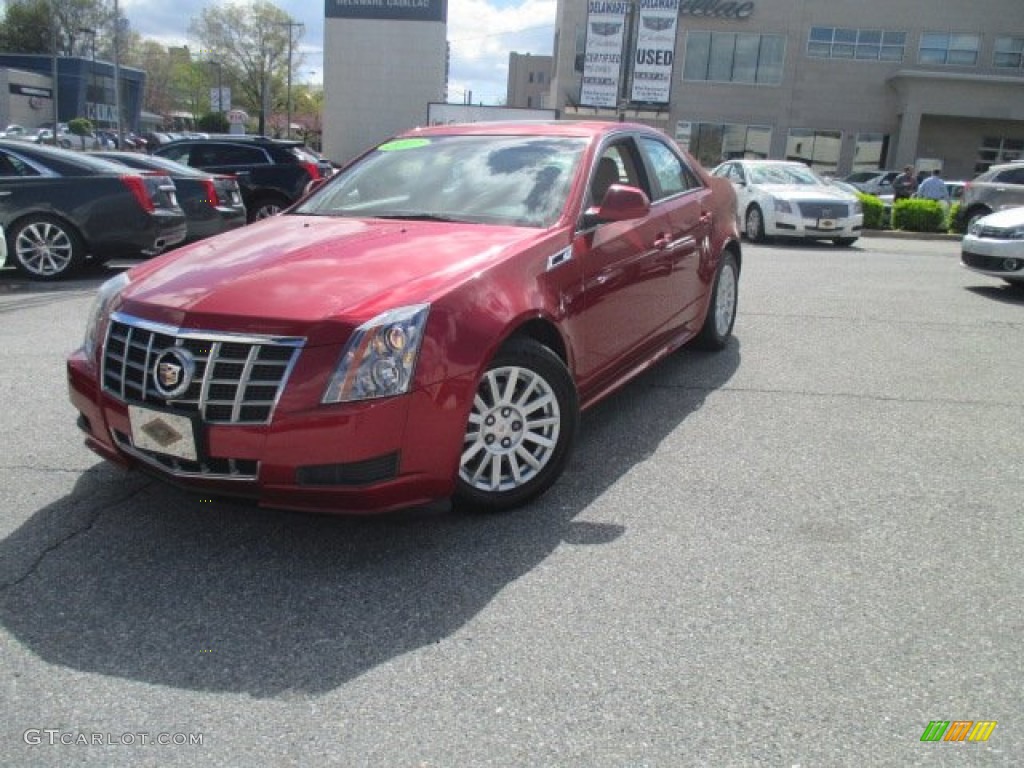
xmin=860 ymin=229 xmax=963 ymax=242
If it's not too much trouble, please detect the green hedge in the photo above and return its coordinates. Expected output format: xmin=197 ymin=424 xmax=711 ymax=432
xmin=858 ymin=192 xmax=886 ymax=230
xmin=892 ymin=199 xmax=947 ymax=233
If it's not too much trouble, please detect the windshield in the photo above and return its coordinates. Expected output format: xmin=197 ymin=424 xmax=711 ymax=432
xmin=294 ymin=135 xmax=587 ymax=228
xmin=749 ymin=164 xmax=825 ymax=186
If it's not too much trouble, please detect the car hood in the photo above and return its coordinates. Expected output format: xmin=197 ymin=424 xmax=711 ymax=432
xmin=753 ymin=183 xmax=855 ymax=202
xmin=118 ymin=215 xmax=553 ymax=341
xmin=974 ymin=207 xmax=1024 ymax=228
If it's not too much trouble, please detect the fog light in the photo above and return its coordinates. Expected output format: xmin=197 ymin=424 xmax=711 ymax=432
xmin=1004 ymin=258 xmax=1020 ymax=271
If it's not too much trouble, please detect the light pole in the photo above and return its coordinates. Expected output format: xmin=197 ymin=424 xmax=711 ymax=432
xmin=276 ymin=20 xmax=303 ymax=139
xmin=78 ymin=27 xmax=96 ymax=125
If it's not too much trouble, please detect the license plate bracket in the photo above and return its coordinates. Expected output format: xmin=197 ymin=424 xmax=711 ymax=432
xmin=128 ymin=405 xmax=199 ymax=461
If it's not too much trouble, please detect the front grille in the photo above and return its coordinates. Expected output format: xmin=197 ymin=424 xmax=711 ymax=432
xmin=798 ymin=202 xmax=849 ymax=219
xmin=102 ymin=313 xmax=304 ymax=424
xmin=112 ymin=429 xmax=259 ymax=480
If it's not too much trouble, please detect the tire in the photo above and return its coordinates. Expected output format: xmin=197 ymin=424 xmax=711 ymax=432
xmin=248 ymin=196 xmax=289 ymax=223
xmin=745 ymin=205 xmax=766 ymax=242
xmin=9 ymin=215 xmax=85 ymax=280
xmin=965 ymin=207 xmax=991 ymax=231
xmin=693 ymin=250 xmax=739 ymax=350
xmin=454 ymin=338 xmax=578 ymax=513
xmin=833 ymin=237 xmax=858 ymax=246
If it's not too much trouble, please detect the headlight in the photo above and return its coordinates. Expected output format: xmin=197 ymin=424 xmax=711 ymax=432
xmin=322 ymin=304 xmax=430 ymax=403
xmin=1007 ymin=224 xmax=1024 ymax=240
xmin=852 ymin=200 xmax=863 ymax=215
xmin=772 ymin=197 xmax=792 ymax=214
xmin=83 ymin=272 xmax=130 ymax=361
xmin=968 ymin=219 xmax=984 ymax=236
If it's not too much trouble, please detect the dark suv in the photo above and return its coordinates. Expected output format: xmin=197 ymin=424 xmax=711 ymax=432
xmin=959 ymin=161 xmax=1024 ymax=229
xmin=153 ymin=136 xmax=331 ymax=222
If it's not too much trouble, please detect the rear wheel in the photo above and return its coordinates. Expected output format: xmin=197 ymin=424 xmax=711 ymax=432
xmin=693 ymin=251 xmax=739 ymax=350
xmin=248 ymin=195 xmax=289 ymax=222
xmin=454 ymin=338 xmax=578 ymax=513
xmin=9 ymin=215 xmax=85 ymax=280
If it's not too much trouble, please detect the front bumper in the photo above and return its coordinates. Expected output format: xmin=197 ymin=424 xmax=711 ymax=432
xmin=961 ymin=235 xmax=1024 ymax=282
xmin=67 ymin=348 xmax=475 ymax=514
xmin=766 ymin=211 xmax=863 ymax=240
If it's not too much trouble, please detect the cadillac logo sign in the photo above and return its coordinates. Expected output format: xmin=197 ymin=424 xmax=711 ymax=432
xmin=152 ymin=347 xmax=195 ymax=399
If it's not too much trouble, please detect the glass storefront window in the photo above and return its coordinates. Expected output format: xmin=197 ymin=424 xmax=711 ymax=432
xmin=852 ymin=133 xmax=889 ymax=171
xmin=786 ymin=129 xmax=842 ymax=174
xmin=679 ymin=122 xmax=773 ymax=168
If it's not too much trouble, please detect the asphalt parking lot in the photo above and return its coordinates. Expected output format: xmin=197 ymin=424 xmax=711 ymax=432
xmin=1 ymin=237 xmax=1021 ymax=767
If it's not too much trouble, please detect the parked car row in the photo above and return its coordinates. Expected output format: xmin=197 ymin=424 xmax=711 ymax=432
xmin=0 ymin=140 xmax=244 ymax=279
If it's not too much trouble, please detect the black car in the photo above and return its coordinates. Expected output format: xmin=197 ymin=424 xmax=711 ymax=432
xmin=152 ymin=136 xmax=331 ymax=222
xmin=94 ymin=151 xmax=247 ymax=244
xmin=0 ymin=140 xmax=186 ymax=280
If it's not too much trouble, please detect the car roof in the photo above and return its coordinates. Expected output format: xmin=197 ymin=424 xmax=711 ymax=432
xmin=397 ymin=121 xmax=651 ymax=141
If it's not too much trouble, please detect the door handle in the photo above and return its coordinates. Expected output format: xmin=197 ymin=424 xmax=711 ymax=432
xmin=653 ymin=234 xmax=672 ymax=249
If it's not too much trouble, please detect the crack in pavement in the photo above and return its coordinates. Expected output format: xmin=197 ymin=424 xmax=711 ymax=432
xmin=0 ymin=479 xmax=154 ymax=591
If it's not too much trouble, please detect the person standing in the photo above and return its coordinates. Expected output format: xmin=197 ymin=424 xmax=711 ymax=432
xmin=917 ymin=169 xmax=949 ymax=204
xmin=892 ymin=165 xmax=918 ymax=200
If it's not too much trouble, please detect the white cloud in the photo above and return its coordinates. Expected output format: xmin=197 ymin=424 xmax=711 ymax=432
xmin=120 ymin=0 xmax=556 ymax=102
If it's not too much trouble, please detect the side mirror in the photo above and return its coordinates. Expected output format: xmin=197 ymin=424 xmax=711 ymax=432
xmin=583 ymin=184 xmax=650 ymax=228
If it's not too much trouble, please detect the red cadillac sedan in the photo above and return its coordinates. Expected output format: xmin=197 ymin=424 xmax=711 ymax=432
xmin=67 ymin=121 xmax=741 ymax=514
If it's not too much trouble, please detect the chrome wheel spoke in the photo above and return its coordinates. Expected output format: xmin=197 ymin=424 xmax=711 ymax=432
xmin=459 ymin=363 xmax=562 ymax=494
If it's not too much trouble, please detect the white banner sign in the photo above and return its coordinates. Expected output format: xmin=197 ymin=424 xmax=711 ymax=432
xmin=580 ymin=1 xmax=630 ymax=108
xmin=631 ymin=0 xmax=679 ymax=104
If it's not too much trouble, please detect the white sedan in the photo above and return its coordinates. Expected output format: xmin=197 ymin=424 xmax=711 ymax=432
xmin=961 ymin=206 xmax=1024 ymax=286
xmin=712 ymin=159 xmax=863 ymax=246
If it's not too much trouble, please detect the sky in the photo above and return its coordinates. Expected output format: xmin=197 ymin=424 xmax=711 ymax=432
xmin=120 ymin=0 xmax=558 ymax=104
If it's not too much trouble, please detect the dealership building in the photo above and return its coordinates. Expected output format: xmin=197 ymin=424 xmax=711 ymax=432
xmin=549 ymin=0 xmax=1024 ymax=179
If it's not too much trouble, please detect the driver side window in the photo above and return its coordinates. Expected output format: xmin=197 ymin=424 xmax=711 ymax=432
xmin=588 ymin=142 xmax=645 ymax=207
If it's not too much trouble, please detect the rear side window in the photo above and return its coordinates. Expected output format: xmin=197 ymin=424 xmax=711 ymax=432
xmin=0 ymin=152 xmax=38 ymax=177
xmin=204 ymin=144 xmax=269 ymax=165
xmin=995 ymin=168 xmax=1024 ymax=184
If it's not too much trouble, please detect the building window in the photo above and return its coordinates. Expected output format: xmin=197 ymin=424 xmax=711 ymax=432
xmin=852 ymin=132 xmax=890 ymax=171
xmin=808 ymin=27 xmax=906 ymax=62
xmin=976 ymin=136 xmax=1024 ymax=172
xmin=994 ymin=37 xmax=1024 ymax=69
xmin=786 ymin=129 xmax=842 ymax=173
xmin=528 ymin=72 xmax=534 ymax=83
xmin=919 ymin=32 xmax=980 ymax=65
xmin=574 ymin=26 xmax=586 ymax=73
xmin=683 ymin=32 xmax=786 ymax=84
xmin=676 ymin=122 xmax=772 ymax=168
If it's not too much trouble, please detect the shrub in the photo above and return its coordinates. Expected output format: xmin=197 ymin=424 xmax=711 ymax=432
xmin=197 ymin=112 xmax=229 ymax=133
xmin=892 ymin=199 xmax=946 ymax=232
xmin=858 ymin=192 xmax=886 ymax=230
xmin=948 ymin=202 xmax=965 ymax=234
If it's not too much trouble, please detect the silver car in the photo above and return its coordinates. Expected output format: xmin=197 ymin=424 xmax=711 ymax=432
xmin=961 ymin=206 xmax=1024 ymax=287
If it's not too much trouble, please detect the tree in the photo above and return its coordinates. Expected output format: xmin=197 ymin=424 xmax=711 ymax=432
xmin=67 ymin=116 xmax=94 ymax=149
xmin=0 ymin=0 xmax=52 ymax=54
xmin=189 ymin=2 xmax=304 ymax=135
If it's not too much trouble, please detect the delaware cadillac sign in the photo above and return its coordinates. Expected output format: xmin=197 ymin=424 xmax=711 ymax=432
xmin=579 ymin=1 xmax=630 ymax=108
xmin=325 ymin=0 xmax=447 ymax=22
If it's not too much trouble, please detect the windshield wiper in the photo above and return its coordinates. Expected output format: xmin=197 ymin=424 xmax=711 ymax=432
xmin=373 ymin=212 xmax=463 ymax=223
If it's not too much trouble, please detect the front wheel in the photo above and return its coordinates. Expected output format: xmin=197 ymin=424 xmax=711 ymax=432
xmin=693 ymin=250 xmax=739 ymax=350
xmin=454 ymin=338 xmax=578 ymax=513
xmin=745 ymin=205 xmax=766 ymax=242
